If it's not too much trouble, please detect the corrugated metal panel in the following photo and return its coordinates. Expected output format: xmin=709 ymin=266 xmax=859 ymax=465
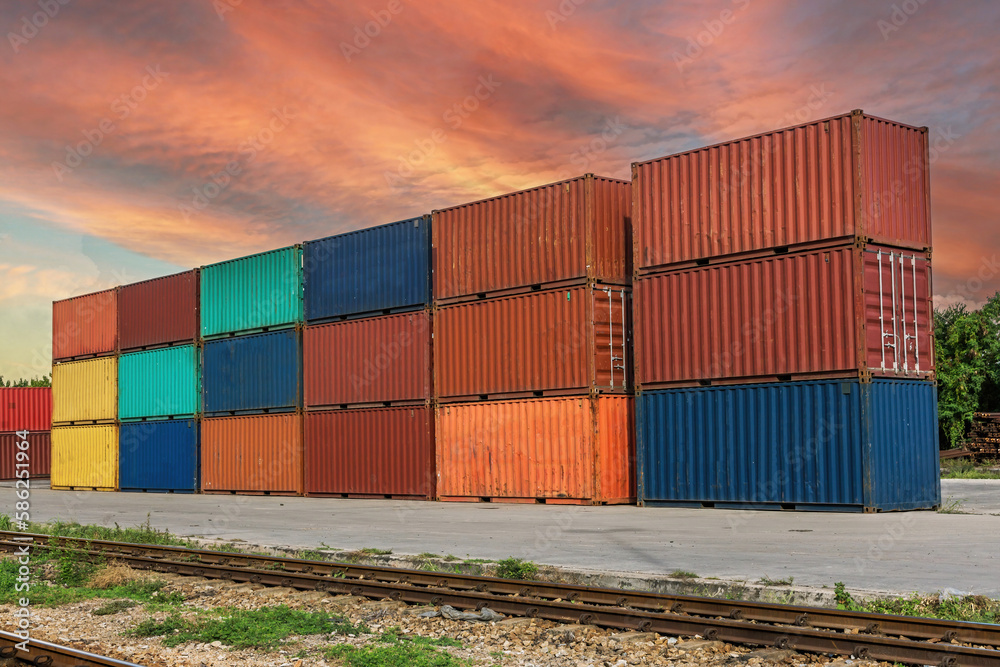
xmin=52 ymin=357 xmax=117 ymax=424
xmin=632 ymin=111 xmax=931 ymax=271
xmin=119 ymin=420 xmax=199 ymax=491
xmin=435 ymin=285 xmax=630 ymax=399
xmin=435 ymin=396 xmax=633 ymax=503
xmin=52 ymin=288 xmax=117 ymax=361
xmin=862 ymin=248 xmax=934 ymax=375
xmin=305 ymin=407 xmax=433 ymax=497
xmin=200 ymin=246 xmax=302 ymax=337
xmin=118 ymin=270 xmax=199 ymax=351
xmin=51 ymin=425 xmax=118 ymax=490
xmin=0 ymin=388 xmax=51 ymax=431
xmin=119 ymin=345 xmax=200 ymax=420
xmin=303 ymin=217 xmax=431 ymax=321
xmin=202 ymin=330 xmax=301 ymax=415
xmin=636 ymin=379 xmax=939 ymax=510
xmin=0 ymin=432 xmax=51 ymax=479
xmin=433 ymin=175 xmax=631 ymax=301
xmin=201 ymin=414 xmax=303 ymax=494
xmin=304 ymin=312 xmax=431 ymax=407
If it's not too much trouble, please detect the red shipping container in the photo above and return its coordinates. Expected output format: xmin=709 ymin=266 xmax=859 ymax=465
xmin=0 ymin=388 xmax=51 ymax=432
xmin=305 ymin=406 xmax=434 ymax=498
xmin=634 ymin=245 xmax=933 ymax=387
xmin=0 ymin=432 xmax=51 ymax=479
xmin=201 ymin=414 xmax=303 ymax=495
xmin=119 ymin=271 xmax=199 ymax=351
xmin=633 ymin=110 xmax=932 ymax=272
xmin=435 ymin=285 xmax=630 ymax=401
xmin=304 ymin=311 xmax=431 ymax=408
xmin=433 ymin=174 xmax=631 ymax=303
xmin=52 ymin=289 xmax=118 ymax=361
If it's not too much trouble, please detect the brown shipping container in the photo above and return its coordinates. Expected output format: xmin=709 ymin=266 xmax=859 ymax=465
xmin=634 ymin=245 xmax=933 ymax=387
xmin=0 ymin=432 xmax=51 ymax=479
xmin=304 ymin=311 xmax=431 ymax=408
xmin=433 ymin=175 xmax=631 ymax=302
xmin=119 ymin=270 xmax=199 ymax=351
xmin=633 ymin=110 xmax=932 ymax=271
xmin=52 ymin=288 xmax=117 ymax=361
xmin=435 ymin=285 xmax=630 ymax=401
xmin=436 ymin=396 xmax=633 ymax=504
xmin=305 ymin=406 xmax=434 ymax=498
xmin=0 ymin=388 xmax=51 ymax=432
xmin=201 ymin=414 xmax=303 ymax=495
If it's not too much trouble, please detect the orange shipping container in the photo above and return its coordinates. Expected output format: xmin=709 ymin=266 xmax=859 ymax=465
xmin=201 ymin=414 xmax=303 ymax=495
xmin=52 ymin=288 xmax=118 ymax=361
xmin=435 ymin=396 xmax=634 ymax=504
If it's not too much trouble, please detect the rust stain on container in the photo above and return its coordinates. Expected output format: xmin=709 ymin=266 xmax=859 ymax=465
xmin=305 ymin=406 xmax=434 ymax=498
xmin=304 ymin=311 xmax=431 ymax=408
xmin=435 ymin=285 xmax=630 ymax=400
xmin=0 ymin=432 xmax=51 ymax=479
xmin=634 ymin=245 xmax=934 ymax=387
xmin=436 ymin=396 xmax=633 ymax=504
xmin=0 ymin=388 xmax=51 ymax=432
xmin=118 ymin=270 xmax=199 ymax=351
xmin=632 ymin=111 xmax=931 ymax=271
xmin=433 ymin=175 xmax=631 ymax=301
xmin=52 ymin=288 xmax=117 ymax=361
xmin=201 ymin=414 xmax=303 ymax=495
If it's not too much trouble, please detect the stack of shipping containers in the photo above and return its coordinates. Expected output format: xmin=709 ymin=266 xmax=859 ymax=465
xmin=632 ymin=110 xmax=941 ymax=511
xmin=50 ymin=289 xmax=119 ymax=490
xmin=433 ymin=175 xmax=636 ymax=504
xmin=0 ymin=388 xmax=51 ymax=480
xmin=302 ymin=218 xmax=434 ymax=498
xmin=118 ymin=271 xmax=201 ymax=492
xmin=200 ymin=247 xmax=305 ymax=495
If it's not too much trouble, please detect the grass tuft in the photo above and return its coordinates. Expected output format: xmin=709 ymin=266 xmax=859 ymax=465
xmin=493 ymin=557 xmax=538 ymax=581
xmin=834 ymin=582 xmax=1000 ymax=623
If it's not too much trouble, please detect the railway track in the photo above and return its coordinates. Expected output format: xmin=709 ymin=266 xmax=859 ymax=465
xmin=0 ymin=629 xmax=143 ymax=667
xmin=3 ymin=531 xmax=1000 ymax=666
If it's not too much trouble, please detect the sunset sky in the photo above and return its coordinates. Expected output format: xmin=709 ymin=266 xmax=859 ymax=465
xmin=1 ymin=0 xmax=998 ymax=379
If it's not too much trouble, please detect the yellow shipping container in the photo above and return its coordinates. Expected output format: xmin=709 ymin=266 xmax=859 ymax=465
xmin=52 ymin=356 xmax=117 ymax=424
xmin=51 ymin=425 xmax=118 ymax=490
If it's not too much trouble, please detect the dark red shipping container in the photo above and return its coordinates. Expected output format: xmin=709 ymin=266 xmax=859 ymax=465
xmin=633 ymin=110 xmax=932 ymax=272
xmin=52 ymin=289 xmax=117 ymax=361
xmin=634 ymin=245 xmax=933 ymax=387
xmin=433 ymin=174 xmax=631 ymax=303
xmin=303 ymin=311 xmax=431 ymax=408
xmin=305 ymin=406 xmax=434 ymax=498
xmin=118 ymin=271 xmax=200 ymax=351
xmin=435 ymin=285 xmax=630 ymax=401
xmin=0 ymin=432 xmax=51 ymax=479
xmin=0 ymin=388 xmax=51 ymax=432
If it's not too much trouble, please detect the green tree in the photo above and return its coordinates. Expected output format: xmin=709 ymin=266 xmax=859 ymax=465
xmin=0 ymin=375 xmax=51 ymax=388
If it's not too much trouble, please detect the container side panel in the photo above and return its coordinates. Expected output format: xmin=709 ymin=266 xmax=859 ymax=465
xmin=863 ymin=248 xmax=934 ymax=375
xmin=119 ymin=345 xmax=200 ymax=419
xmin=590 ymin=179 xmax=633 ymax=283
xmin=201 ymin=414 xmax=303 ymax=493
xmin=0 ymin=432 xmax=51 ymax=479
xmin=52 ymin=357 xmax=117 ymax=424
xmin=596 ymin=396 xmax=635 ymax=501
xmin=51 ymin=425 xmax=118 ymax=489
xmin=0 ymin=388 xmax=52 ymax=431
xmin=118 ymin=271 xmax=199 ymax=350
xmin=119 ymin=420 xmax=199 ymax=491
xmin=202 ymin=330 xmax=301 ymax=414
xmin=52 ymin=289 xmax=118 ymax=360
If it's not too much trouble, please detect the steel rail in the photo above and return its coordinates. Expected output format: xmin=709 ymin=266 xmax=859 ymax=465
xmin=0 ymin=630 xmax=144 ymax=667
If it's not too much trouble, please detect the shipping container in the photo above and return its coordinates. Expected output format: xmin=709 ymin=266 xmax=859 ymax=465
xmin=0 ymin=387 xmax=51 ymax=432
xmin=436 ymin=285 xmax=630 ymax=401
xmin=433 ymin=175 xmax=631 ymax=303
xmin=305 ymin=406 xmax=433 ymax=498
xmin=52 ymin=288 xmax=117 ymax=361
xmin=636 ymin=379 xmax=940 ymax=512
xmin=303 ymin=217 xmax=431 ymax=322
xmin=201 ymin=246 xmax=302 ymax=338
xmin=202 ymin=330 xmax=301 ymax=416
xmin=201 ymin=414 xmax=303 ymax=495
xmin=52 ymin=356 xmax=117 ymax=425
xmin=304 ymin=312 xmax=431 ymax=408
xmin=51 ymin=424 xmax=118 ymax=490
xmin=120 ymin=420 xmax=199 ymax=492
xmin=0 ymin=432 xmax=51 ymax=479
xmin=118 ymin=270 xmax=199 ymax=351
xmin=634 ymin=245 xmax=933 ymax=387
xmin=633 ymin=110 xmax=932 ymax=271
xmin=119 ymin=345 xmax=200 ymax=420
xmin=436 ymin=396 xmax=633 ymax=504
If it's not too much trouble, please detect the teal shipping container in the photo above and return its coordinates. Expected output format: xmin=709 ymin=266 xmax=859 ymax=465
xmin=201 ymin=246 xmax=303 ymax=338
xmin=119 ymin=345 xmax=200 ymax=420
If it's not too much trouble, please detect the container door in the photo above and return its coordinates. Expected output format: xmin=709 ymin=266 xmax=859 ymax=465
xmin=863 ymin=248 xmax=933 ymax=376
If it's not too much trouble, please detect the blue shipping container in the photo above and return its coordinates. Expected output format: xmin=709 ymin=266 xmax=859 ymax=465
xmin=119 ymin=420 xmax=199 ymax=492
xmin=636 ymin=379 xmax=940 ymax=512
xmin=202 ymin=330 xmax=301 ymax=415
xmin=303 ymin=216 xmax=431 ymax=321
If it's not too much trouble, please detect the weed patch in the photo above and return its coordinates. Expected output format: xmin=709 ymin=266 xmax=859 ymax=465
xmin=325 ymin=642 xmax=471 ymax=667
xmin=493 ymin=558 xmax=537 ymax=581
xmin=834 ymin=582 xmax=1000 ymax=623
